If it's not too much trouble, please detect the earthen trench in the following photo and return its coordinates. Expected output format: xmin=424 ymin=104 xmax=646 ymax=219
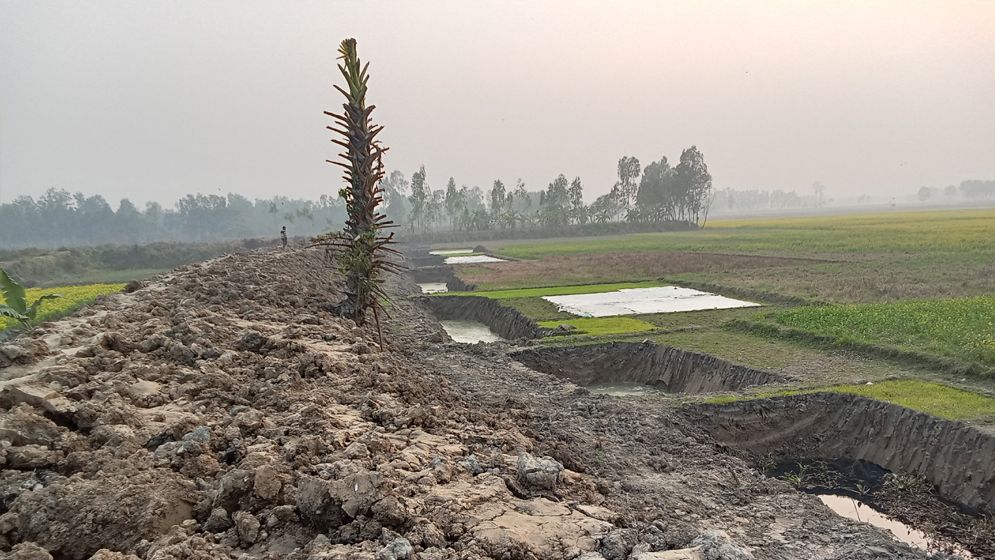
xmin=512 ymin=342 xmax=785 ymax=394
xmin=690 ymin=393 xmax=995 ymax=514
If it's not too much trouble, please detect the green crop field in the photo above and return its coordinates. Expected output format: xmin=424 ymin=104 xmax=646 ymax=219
xmin=539 ymin=316 xmax=658 ymax=337
xmin=743 ymin=297 xmax=995 ymax=370
xmin=489 ymin=209 xmax=995 ymax=260
xmin=705 ymin=379 xmax=995 ymax=421
xmin=469 ymin=209 xmax=995 ymax=303
xmin=0 ymin=283 xmax=125 ymax=331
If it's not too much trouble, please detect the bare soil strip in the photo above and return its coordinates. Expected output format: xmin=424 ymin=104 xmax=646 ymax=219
xmin=454 ymin=251 xmax=815 ymax=290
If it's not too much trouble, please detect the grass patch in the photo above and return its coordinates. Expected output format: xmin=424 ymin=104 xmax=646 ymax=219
xmin=651 ymin=328 xmax=806 ymax=370
xmin=444 ymin=280 xmax=662 ymax=300
xmin=36 ymin=268 xmax=167 ymax=287
xmin=0 ymin=283 xmax=125 ymax=331
xmin=538 ymin=324 xmax=932 ymax=386
xmin=752 ymin=297 xmax=995 ymax=368
xmin=501 ymin=298 xmax=576 ymax=321
xmin=651 ymin=327 xmax=936 ymax=384
xmin=539 ymin=317 xmax=657 ymax=336
xmin=704 ymin=379 xmax=995 ymax=421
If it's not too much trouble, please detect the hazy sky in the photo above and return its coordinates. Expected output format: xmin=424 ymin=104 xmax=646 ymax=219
xmin=2 ymin=1 xmax=994 ymax=207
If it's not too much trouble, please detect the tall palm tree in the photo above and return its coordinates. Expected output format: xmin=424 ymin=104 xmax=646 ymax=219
xmin=316 ymin=39 xmax=400 ymax=342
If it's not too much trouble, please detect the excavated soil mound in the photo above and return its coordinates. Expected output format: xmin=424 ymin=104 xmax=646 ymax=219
xmin=417 ymin=296 xmax=541 ymax=341
xmin=512 ymin=342 xmax=784 ymax=393
xmin=690 ymin=393 xmax=995 ymax=514
xmin=0 ymin=252 xmax=606 ymax=559
xmin=0 ymin=249 xmax=933 ymax=559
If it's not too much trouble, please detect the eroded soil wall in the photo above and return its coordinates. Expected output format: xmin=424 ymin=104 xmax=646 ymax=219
xmin=418 ymin=296 xmax=541 ymax=341
xmin=512 ymin=342 xmax=783 ymax=393
xmin=691 ymin=393 xmax=995 ymax=514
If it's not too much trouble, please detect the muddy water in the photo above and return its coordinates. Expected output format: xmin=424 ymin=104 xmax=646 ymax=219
xmin=444 ymin=255 xmax=507 ymax=264
xmin=428 ymin=249 xmax=473 ymax=256
xmin=439 ymin=320 xmax=504 ymax=343
xmin=418 ymin=282 xmax=448 ymax=294
xmin=818 ymin=495 xmax=971 ymax=557
xmin=587 ymin=383 xmax=665 ymax=396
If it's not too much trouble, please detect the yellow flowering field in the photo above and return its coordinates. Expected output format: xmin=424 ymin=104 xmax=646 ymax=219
xmin=0 ymin=283 xmax=125 ymax=331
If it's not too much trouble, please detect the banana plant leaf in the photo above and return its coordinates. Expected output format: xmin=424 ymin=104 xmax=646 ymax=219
xmin=0 ymin=269 xmax=28 ymax=315
xmin=0 ymin=305 xmax=27 ymax=321
xmin=26 ymin=294 xmax=62 ymax=320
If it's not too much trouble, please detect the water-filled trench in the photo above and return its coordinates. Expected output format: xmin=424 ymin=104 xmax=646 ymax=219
xmin=692 ymin=394 xmax=995 ymax=556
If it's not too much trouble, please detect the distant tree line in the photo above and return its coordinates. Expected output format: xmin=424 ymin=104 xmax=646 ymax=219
xmin=9 ymin=172 xmax=991 ymax=250
xmin=0 ymin=189 xmax=347 ymax=249
xmin=382 ymin=145 xmax=714 ymax=234
xmin=0 ymin=239 xmax=260 ymax=287
xmin=710 ymin=188 xmax=823 ymax=213
xmin=917 ymin=180 xmax=995 ymax=203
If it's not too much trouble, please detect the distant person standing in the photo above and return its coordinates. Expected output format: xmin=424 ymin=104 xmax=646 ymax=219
xmin=280 ymin=226 xmax=288 ymax=249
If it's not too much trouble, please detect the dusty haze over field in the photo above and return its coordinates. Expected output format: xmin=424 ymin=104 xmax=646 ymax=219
xmin=1 ymin=0 xmax=994 ymax=206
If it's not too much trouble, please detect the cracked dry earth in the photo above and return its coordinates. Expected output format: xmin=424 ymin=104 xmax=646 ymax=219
xmin=0 ymin=250 xmax=940 ymax=560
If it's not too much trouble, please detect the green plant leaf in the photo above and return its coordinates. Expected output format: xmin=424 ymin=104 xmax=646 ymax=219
xmin=0 ymin=305 xmax=27 ymax=321
xmin=0 ymin=268 xmax=28 ymax=315
xmin=26 ymin=294 xmax=62 ymax=320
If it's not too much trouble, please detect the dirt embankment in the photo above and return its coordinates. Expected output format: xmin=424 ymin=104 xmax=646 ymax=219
xmin=690 ymin=393 xmax=995 ymax=514
xmin=0 ymin=249 xmax=933 ymax=560
xmin=416 ymin=296 xmax=541 ymax=341
xmin=512 ymin=342 xmax=784 ymax=393
xmin=0 ymin=252 xmax=601 ymax=559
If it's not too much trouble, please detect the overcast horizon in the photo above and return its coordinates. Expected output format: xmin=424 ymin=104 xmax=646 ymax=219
xmin=2 ymin=0 xmax=994 ymax=207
